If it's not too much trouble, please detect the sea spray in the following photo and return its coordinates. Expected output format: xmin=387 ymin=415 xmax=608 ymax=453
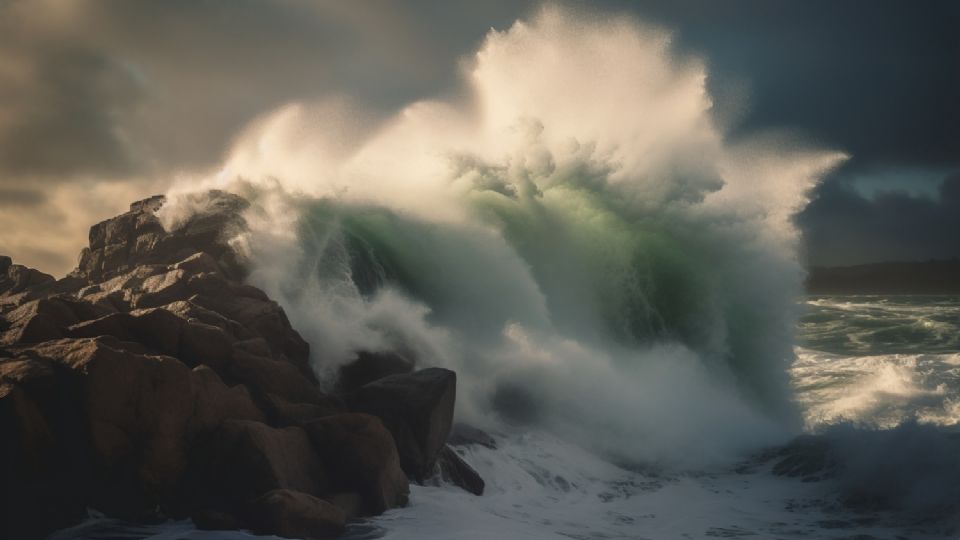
xmin=161 ymin=7 xmax=844 ymax=466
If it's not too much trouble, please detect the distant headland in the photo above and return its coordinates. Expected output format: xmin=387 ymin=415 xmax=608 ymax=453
xmin=806 ymin=259 xmax=960 ymax=295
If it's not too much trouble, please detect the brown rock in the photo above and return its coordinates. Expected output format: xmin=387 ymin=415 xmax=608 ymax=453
xmin=68 ymin=309 xmax=185 ymax=358
xmin=180 ymin=320 xmax=234 ymax=368
xmin=24 ymin=338 xmax=196 ymax=514
xmin=337 ymin=350 xmax=414 ymax=393
xmin=303 ymin=413 xmax=409 ymax=515
xmin=191 ymin=366 xmax=265 ymax=431
xmin=0 ymin=259 xmax=55 ymax=297
xmin=0 ymin=356 xmax=92 ymax=539
xmin=208 ymin=420 xmax=329 ymax=505
xmin=246 ymin=489 xmax=345 ymax=539
xmin=230 ymin=348 xmax=322 ymax=405
xmin=328 ymin=492 xmax=363 ymax=521
xmin=348 ymin=368 xmax=456 ymax=481
xmin=172 ymin=252 xmax=223 ymax=276
xmin=0 ymin=298 xmax=81 ymax=345
xmin=261 ymin=392 xmax=343 ymax=427
xmin=132 ymin=269 xmax=191 ymax=309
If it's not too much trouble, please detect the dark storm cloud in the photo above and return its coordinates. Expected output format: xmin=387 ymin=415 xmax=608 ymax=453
xmin=603 ymin=0 xmax=960 ymax=168
xmin=0 ymin=0 xmax=534 ymax=186
xmin=0 ymin=188 xmax=46 ymax=207
xmin=798 ymin=172 xmax=960 ymax=266
xmin=591 ymin=0 xmax=959 ymax=264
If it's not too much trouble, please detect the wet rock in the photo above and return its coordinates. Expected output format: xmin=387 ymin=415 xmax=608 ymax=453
xmin=303 ymin=413 xmax=409 ymax=515
xmin=337 ymin=350 xmax=414 ymax=393
xmin=348 ymin=368 xmax=456 ymax=481
xmin=230 ymin=348 xmax=323 ymax=405
xmin=261 ymin=391 xmax=343 ymax=427
xmin=434 ymin=445 xmax=485 ymax=496
xmin=191 ymin=366 xmax=265 ymax=431
xmin=0 ymin=191 xmax=458 ymax=538
xmin=205 ymin=420 xmax=329 ymax=506
xmin=247 ymin=489 xmax=346 ymax=539
xmin=179 ymin=320 xmax=234 ymax=368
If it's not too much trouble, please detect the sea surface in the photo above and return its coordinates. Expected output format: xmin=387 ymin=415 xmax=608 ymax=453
xmin=53 ymin=295 xmax=960 ymax=540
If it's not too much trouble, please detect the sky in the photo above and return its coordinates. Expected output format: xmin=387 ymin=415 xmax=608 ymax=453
xmin=0 ymin=0 xmax=957 ymax=275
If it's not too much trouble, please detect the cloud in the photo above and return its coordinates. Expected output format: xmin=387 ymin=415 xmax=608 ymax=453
xmin=798 ymin=173 xmax=960 ymax=266
xmin=0 ymin=0 xmax=536 ymax=274
xmin=0 ymin=0 xmax=956 ymax=273
xmin=0 ymin=188 xmax=46 ymax=207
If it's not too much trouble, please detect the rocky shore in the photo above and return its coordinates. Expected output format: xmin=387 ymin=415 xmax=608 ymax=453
xmin=0 ymin=191 xmax=483 ymax=539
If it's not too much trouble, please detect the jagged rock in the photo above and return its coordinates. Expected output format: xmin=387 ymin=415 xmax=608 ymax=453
xmin=261 ymin=391 xmax=343 ymax=427
xmin=337 ymin=350 xmax=414 ymax=393
xmin=67 ymin=308 xmax=185 ymax=357
xmin=0 ymin=257 xmax=55 ymax=297
xmin=191 ymin=366 xmax=265 ymax=431
xmin=78 ymin=191 xmax=248 ymax=283
xmin=200 ymin=420 xmax=329 ymax=510
xmin=303 ymin=413 xmax=409 ymax=515
xmin=348 ymin=368 xmax=456 ymax=481
xmin=180 ymin=320 xmax=235 ymax=369
xmin=246 ymin=489 xmax=346 ymax=539
xmin=25 ymin=338 xmax=198 ymax=513
xmin=0 ymin=191 xmax=460 ymax=538
xmin=1 ymin=356 xmax=92 ymax=540
xmin=192 ymin=288 xmax=313 ymax=377
xmin=434 ymin=445 xmax=485 ymax=496
xmin=0 ymin=295 xmax=112 ymax=346
xmin=230 ymin=348 xmax=323 ymax=404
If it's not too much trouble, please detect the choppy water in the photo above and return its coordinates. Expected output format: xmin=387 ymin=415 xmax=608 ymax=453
xmin=794 ymin=296 xmax=960 ymax=430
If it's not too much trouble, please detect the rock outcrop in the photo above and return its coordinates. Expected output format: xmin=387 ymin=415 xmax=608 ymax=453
xmin=348 ymin=368 xmax=457 ymax=481
xmin=0 ymin=191 xmax=480 ymax=540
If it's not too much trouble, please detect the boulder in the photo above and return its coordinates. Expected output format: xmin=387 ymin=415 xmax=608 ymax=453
xmin=230 ymin=348 xmax=323 ymax=405
xmin=0 ymin=298 xmax=81 ymax=345
xmin=302 ymin=413 xmax=409 ymax=515
xmin=0 ymin=357 xmax=92 ymax=539
xmin=434 ymin=445 xmax=485 ymax=496
xmin=203 ymin=420 xmax=329 ymax=507
xmin=27 ymin=338 xmax=198 ymax=513
xmin=191 ymin=366 xmax=265 ymax=431
xmin=179 ymin=320 xmax=234 ymax=368
xmin=0 ymin=258 xmax=55 ymax=297
xmin=348 ymin=368 xmax=456 ymax=481
xmin=67 ymin=308 xmax=185 ymax=358
xmin=246 ymin=489 xmax=345 ymax=539
xmin=261 ymin=391 xmax=343 ymax=427
xmin=18 ymin=338 xmax=269 ymax=518
xmin=337 ymin=350 xmax=414 ymax=393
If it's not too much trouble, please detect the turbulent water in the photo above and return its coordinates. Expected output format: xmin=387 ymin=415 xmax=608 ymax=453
xmin=795 ymin=296 xmax=960 ymax=430
xmin=56 ymin=7 xmax=960 ymax=540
